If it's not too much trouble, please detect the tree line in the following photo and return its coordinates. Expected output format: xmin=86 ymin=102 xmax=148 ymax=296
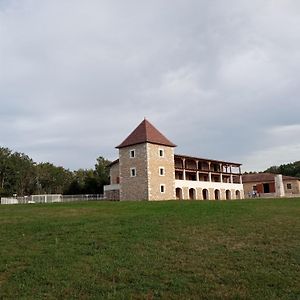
xmin=244 ymin=161 xmax=300 ymax=178
xmin=264 ymin=161 xmax=300 ymax=178
xmin=0 ymin=147 xmax=111 ymax=197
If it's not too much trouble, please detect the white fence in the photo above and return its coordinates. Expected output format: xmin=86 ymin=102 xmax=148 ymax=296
xmin=1 ymin=198 xmax=19 ymax=205
xmin=1 ymin=194 xmax=104 ymax=205
xmin=62 ymin=194 xmax=104 ymax=202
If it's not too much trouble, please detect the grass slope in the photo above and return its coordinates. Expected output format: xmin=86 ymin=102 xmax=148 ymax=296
xmin=0 ymin=199 xmax=299 ymax=299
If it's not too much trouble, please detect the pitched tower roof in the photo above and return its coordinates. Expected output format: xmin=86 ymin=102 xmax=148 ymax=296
xmin=116 ymin=119 xmax=176 ymax=148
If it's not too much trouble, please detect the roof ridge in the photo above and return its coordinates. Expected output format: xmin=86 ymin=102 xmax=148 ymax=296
xmin=116 ymin=119 xmax=176 ymax=149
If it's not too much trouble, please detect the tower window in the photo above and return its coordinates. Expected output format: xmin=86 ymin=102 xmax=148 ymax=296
xmin=160 ymin=184 xmax=165 ymax=193
xmin=287 ymin=183 xmax=292 ymax=189
xmin=130 ymin=168 xmax=136 ymax=177
xmin=130 ymin=149 xmax=135 ymax=158
xmin=159 ymin=149 xmax=164 ymax=157
xmin=159 ymin=167 xmax=165 ymax=176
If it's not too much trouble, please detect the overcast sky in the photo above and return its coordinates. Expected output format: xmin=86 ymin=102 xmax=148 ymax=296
xmin=0 ymin=0 xmax=299 ymax=171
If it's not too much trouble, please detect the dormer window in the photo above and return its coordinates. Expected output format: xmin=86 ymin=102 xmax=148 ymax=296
xmin=130 ymin=149 xmax=135 ymax=158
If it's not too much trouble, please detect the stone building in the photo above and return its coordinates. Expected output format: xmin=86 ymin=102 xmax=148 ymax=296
xmin=243 ymin=173 xmax=300 ymax=198
xmin=104 ymin=119 xmax=244 ymax=201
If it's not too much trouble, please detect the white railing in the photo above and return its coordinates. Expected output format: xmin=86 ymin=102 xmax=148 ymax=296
xmin=62 ymin=194 xmax=104 ymax=202
xmin=1 ymin=198 xmax=19 ymax=205
xmin=1 ymin=194 xmax=105 ymax=205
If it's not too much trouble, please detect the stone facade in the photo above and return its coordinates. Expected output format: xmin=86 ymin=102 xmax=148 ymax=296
xmin=105 ymin=189 xmax=120 ymax=201
xmin=147 ymin=143 xmax=175 ymax=200
xmin=115 ymin=143 xmax=176 ymax=201
xmin=109 ymin=162 xmax=120 ymax=184
xmin=119 ymin=143 xmax=149 ymax=201
xmin=284 ymin=179 xmax=300 ymax=195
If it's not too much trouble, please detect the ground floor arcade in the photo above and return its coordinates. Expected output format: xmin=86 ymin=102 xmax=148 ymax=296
xmin=175 ymin=180 xmax=244 ymax=200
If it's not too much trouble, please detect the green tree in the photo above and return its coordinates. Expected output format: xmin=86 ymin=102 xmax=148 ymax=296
xmin=0 ymin=146 xmax=111 ymax=196
xmin=71 ymin=169 xmax=102 ymax=194
xmin=0 ymin=147 xmax=12 ymax=196
xmin=36 ymin=163 xmax=73 ymax=194
xmin=264 ymin=166 xmax=280 ymax=174
xmin=264 ymin=161 xmax=300 ymax=178
xmin=10 ymin=152 xmax=36 ymax=196
xmin=95 ymin=156 xmax=111 ymax=193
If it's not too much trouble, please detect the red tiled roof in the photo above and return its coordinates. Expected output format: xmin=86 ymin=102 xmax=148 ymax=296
xmin=116 ymin=119 xmax=176 ymax=148
xmin=242 ymin=172 xmax=300 ymax=183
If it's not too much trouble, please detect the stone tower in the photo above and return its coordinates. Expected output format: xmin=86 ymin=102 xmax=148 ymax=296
xmin=116 ymin=119 xmax=176 ymax=201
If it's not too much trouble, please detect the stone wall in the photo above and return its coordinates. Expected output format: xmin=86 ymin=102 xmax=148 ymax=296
xmin=105 ymin=189 xmax=120 ymax=201
xmin=119 ymin=143 xmax=149 ymax=201
xmin=284 ymin=179 xmax=300 ymax=195
xmin=110 ymin=162 xmax=120 ymax=184
xmin=243 ymin=182 xmax=259 ymax=196
xmin=147 ymin=143 xmax=175 ymax=200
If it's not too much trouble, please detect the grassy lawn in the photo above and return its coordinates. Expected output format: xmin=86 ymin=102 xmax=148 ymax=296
xmin=0 ymin=198 xmax=299 ymax=299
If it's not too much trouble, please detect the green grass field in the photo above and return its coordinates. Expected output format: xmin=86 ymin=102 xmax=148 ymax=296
xmin=0 ymin=199 xmax=299 ymax=299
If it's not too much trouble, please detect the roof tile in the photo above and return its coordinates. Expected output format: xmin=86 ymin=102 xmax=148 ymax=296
xmin=116 ymin=119 xmax=176 ymax=148
xmin=242 ymin=172 xmax=300 ymax=183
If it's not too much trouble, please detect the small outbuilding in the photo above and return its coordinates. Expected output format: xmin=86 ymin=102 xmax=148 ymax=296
xmin=242 ymin=173 xmax=300 ymax=198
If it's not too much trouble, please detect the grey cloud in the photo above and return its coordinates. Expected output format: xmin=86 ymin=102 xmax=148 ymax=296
xmin=0 ymin=0 xmax=299 ymax=170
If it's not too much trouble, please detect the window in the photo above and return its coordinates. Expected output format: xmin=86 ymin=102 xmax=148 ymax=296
xmin=130 ymin=168 xmax=136 ymax=177
xmin=160 ymin=184 xmax=165 ymax=193
xmin=159 ymin=167 xmax=165 ymax=176
xmin=130 ymin=149 xmax=135 ymax=158
xmin=287 ymin=183 xmax=292 ymax=189
xmin=159 ymin=149 xmax=164 ymax=157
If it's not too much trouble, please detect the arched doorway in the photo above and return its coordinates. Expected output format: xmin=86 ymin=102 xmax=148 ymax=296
xmin=176 ymin=188 xmax=183 ymax=200
xmin=236 ymin=190 xmax=241 ymax=199
xmin=202 ymin=189 xmax=209 ymax=200
xmin=226 ymin=190 xmax=231 ymax=200
xmin=214 ymin=189 xmax=220 ymax=200
xmin=189 ymin=188 xmax=196 ymax=200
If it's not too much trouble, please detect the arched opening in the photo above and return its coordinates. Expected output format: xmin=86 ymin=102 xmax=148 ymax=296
xmin=200 ymin=161 xmax=209 ymax=171
xmin=185 ymin=159 xmax=197 ymax=170
xmin=236 ymin=190 xmax=241 ymax=199
xmin=202 ymin=189 xmax=209 ymax=200
xmin=189 ymin=188 xmax=196 ymax=200
xmin=176 ymin=188 xmax=183 ymax=200
xmin=175 ymin=157 xmax=184 ymax=169
xmin=226 ymin=190 xmax=231 ymax=200
xmin=214 ymin=189 xmax=220 ymax=200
